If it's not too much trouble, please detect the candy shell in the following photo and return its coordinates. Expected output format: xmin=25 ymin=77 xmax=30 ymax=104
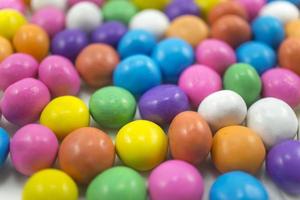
xmin=31 ymin=0 xmax=67 ymax=11
xmin=164 ymin=0 xmax=200 ymax=20
xmin=132 ymin=0 xmax=169 ymax=10
xmin=68 ymin=0 xmax=104 ymax=6
xmin=0 ymin=0 xmax=26 ymax=13
xmin=237 ymin=0 xmax=265 ymax=20
xmin=279 ymin=38 xmax=300 ymax=75
xmin=0 ymin=36 xmax=13 ymax=62
xmin=0 ymin=128 xmax=10 ymax=167
xmin=286 ymin=19 xmax=300 ymax=38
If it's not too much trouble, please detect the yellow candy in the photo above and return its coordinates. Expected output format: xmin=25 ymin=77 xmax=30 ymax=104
xmin=286 ymin=19 xmax=300 ymax=39
xmin=132 ymin=0 xmax=170 ymax=10
xmin=0 ymin=36 xmax=13 ymax=62
xmin=40 ymin=96 xmax=90 ymax=140
xmin=0 ymin=9 xmax=27 ymax=40
xmin=196 ymin=0 xmax=221 ymax=16
xmin=23 ymin=169 xmax=78 ymax=200
xmin=116 ymin=120 xmax=168 ymax=171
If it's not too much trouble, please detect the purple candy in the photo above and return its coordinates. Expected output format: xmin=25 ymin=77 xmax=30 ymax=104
xmin=91 ymin=21 xmax=127 ymax=47
xmin=266 ymin=140 xmax=300 ymax=195
xmin=51 ymin=29 xmax=89 ymax=61
xmin=165 ymin=0 xmax=200 ymax=20
xmin=139 ymin=84 xmax=189 ymax=125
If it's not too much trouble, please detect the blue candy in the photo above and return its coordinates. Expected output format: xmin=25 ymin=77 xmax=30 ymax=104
xmin=0 ymin=128 xmax=9 ymax=167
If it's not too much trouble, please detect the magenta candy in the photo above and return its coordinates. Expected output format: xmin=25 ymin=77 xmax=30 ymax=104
xmin=10 ymin=124 xmax=59 ymax=176
xmin=0 ymin=0 xmax=25 ymax=13
xmin=179 ymin=64 xmax=222 ymax=108
xmin=237 ymin=0 xmax=266 ymax=21
xmin=0 ymin=53 xmax=39 ymax=91
xmin=262 ymin=68 xmax=300 ymax=108
xmin=68 ymin=0 xmax=105 ymax=6
xmin=149 ymin=160 xmax=204 ymax=200
xmin=31 ymin=6 xmax=65 ymax=37
xmin=1 ymin=78 xmax=50 ymax=126
xmin=196 ymin=39 xmax=236 ymax=75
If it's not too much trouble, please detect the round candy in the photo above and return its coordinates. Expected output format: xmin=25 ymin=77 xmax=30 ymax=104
xmin=31 ymin=6 xmax=65 ymax=38
xmin=31 ymin=0 xmax=67 ymax=11
xmin=179 ymin=64 xmax=222 ymax=108
xmin=116 ymin=120 xmax=168 ymax=171
xmin=89 ymin=86 xmax=136 ymax=129
xmin=129 ymin=9 xmax=169 ymax=39
xmin=23 ymin=169 xmax=78 ymax=200
xmin=68 ymin=0 xmax=104 ymax=6
xmin=252 ymin=16 xmax=284 ymax=49
xmin=87 ymin=167 xmax=147 ymax=200
xmin=91 ymin=21 xmax=127 ymax=47
xmin=286 ymin=19 xmax=300 ymax=38
xmin=0 ymin=53 xmax=38 ymax=91
xmin=198 ymin=90 xmax=247 ymax=131
xmin=13 ymin=24 xmax=49 ymax=61
xmin=76 ymin=44 xmax=119 ymax=88
xmin=210 ymin=171 xmax=269 ymax=200
xmin=10 ymin=124 xmax=58 ymax=176
xmin=211 ymin=15 xmax=251 ymax=48
xmin=259 ymin=1 xmax=299 ymax=24
xmin=0 ymin=36 xmax=13 ymax=62
xmin=139 ymin=84 xmax=189 ymax=125
xmin=247 ymin=98 xmax=298 ymax=148
xmin=195 ymin=0 xmax=220 ymax=16
xmin=236 ymin=41 xmax=276 ymax=75
xmin=102 ymin=0 xmax=137 ymax=24
xmin=66 ymin=2 xmax=103 ymax=32
xmin=149 ymin=160 xmax=204 ymax=200
xmin=132 ymin=0 xmax=169 ymax=10
xmin=0 ymin=128 xmax=9 ymax=167
xmin=267 ymin=140 xmax=300 ymax=195
xmin=0 ymin=0 xmax=26 ymax=13
xmin=166 ymin=15 xmax=209 ymax=47
xmin=223 ymin=63 xmax=262 ymax=106
xmin=212 ymin=126 xmax=266 ymax=174
xmin=168 ymin=111 xmax=212 ymax=165
xmin=118 ymin=30 xmax=156 ymax=59
xmin=59 ymin=127 xmax=115 ymax=184
xmin=0 ymin=9 xmax=27 ymax=40
xmin=164 ymin=0 xmax=200 ymax=20
xmin=237 ymin=0 xmax=265 ymax=20
xmin=279 ymin=38 xmax=300 ymax=75
xmin=113 ymin=55 xmax=162 ymax=97
xmin=152 ymin=38 xmax=194 ymax=83
xmin=39 ymin=55 xmax=80 ymax=97
xmin=1 ymin=78 xmax=50 ymax=126
xmin=51 ymin=29 xmax=89 ymax=62
xmin=40 ymin=96 xmax=90 ymax=140
xmin=196 ymin=39 xmax=236 ymax=75
xmin=262 ymin=68 xmax=300 ymax=108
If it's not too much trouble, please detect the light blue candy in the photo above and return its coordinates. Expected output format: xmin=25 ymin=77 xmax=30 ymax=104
xmin=0 ymin=128 xmax=9 ymax=167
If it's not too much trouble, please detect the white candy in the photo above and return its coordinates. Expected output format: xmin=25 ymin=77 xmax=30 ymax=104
xmin=247 ymin=97 xmax=298 ymax=148
xmin=259 ymin=1 xmax=300 ymax=24
xmin=198 ymin=90 xmax=247 ymax=131
xmin=31 ymin=0 xmax=67 ymax=11
xmin=66 ymin=2 xmax=103 ymax=33
xmin=129 ymin=9 xmax=170 ymax=39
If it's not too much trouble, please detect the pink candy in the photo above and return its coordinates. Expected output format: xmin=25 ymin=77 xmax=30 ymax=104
xmin=0 ymin=0 xmax=26 ymax=13
xmin=237 ymin=0 xmax=266 ymax=21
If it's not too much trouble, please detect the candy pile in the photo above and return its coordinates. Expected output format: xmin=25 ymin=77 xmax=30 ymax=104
xmin=1 ymin=0 xmax=300 ymax=200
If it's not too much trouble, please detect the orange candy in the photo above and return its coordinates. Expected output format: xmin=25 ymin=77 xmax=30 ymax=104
xmin=279 ymin=38 xmax=300 ymax=76
xmin=0 ymin=36 xmax=13 ymax=62
xmin=211 ymin=126 xmax=266 ymax=174
xmin=286 ymin=19 xmax=300 ymax=39
xmin=13 ymin=24 xmax=49 ymax=61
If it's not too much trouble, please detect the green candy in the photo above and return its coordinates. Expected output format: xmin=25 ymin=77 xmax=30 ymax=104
xmin=89 ymin=86 xmax=136 ymax=129
xmin=223 ymin=63 xmax=262 ymax=106
xmin=102 ymin=0 xmax=137 ymax=24
xmin=87 ymin=167 xmax=147 ymax=200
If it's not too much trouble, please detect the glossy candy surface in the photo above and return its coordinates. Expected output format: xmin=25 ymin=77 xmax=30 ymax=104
xmin=0 ymin=128 xmax=10 ymax=167
xmin=164 ymin=0 xmax=200 ymax=20
xmin=0 ymin=36 xmax=13 ymax=62
xmin=279 ymin=38 xmax=300 ymax=75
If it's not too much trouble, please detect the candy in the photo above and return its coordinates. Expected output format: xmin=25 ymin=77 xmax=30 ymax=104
xmin=113 ymin=55 xmax=162 ymax=97
xmin=237 ymin=0 xmax=265 ymax=21
xmin=40 ymin=96 xmax=90 ymax=140
xmin=223 ymin=63 xmax=262 ymax=106
xmin=0 ymin=128 xmax=9 ymax=167
xmin=164 ymin=0 xmax=200 ymax=20
xmin=87 ymin=167 xmax=147 ymax=200
xmin=195 ymin=0 xmax=221 ymax=16
xmin=0 ymin=36 xmax=13 ymax=62
xmin=166 ymin=15 xmax=209 ymax=47
xmin=89 ymin=86 xmax=136 ymax=129
xmin=1 ymin=78 xmax=50 ymax=126
xmin=286 ymin=19 xmax=300 ymax=38
xmin=152 ymin=38 xmax=194 ymax=83
xmin=196 ymin=39 xmax=236 ymax=75
xmin=210 ymin=171 xmax=269 ymax=200
xmin=116 ymin=120 xmax=168 ymax=171
xmin=0 ymin=0 xmax=26 ymax=13
xmin=212 ymin=125 xmax=266 ymax=174
xmin=132 ymin=0 xmax=169 ymax=10
xmin=179 ymin=64 xmax=222 ymax=108
xmin=139 ymin=84 xmax=189 ymax=125
xmin=279 ymin=38 xmax=300 ymax=75
xmin=247 ymin=98 xmax=298 ymax=147
xmin=13 ymin=24 xmax=49 ymax=61
xmin=10 ymin=124 xmax=58 ymax=176
xmin=51 ymin=29 xmax=89 ymax=62
xmin=68 ymin=0 xmax=105 ymax=7
xmin=38 ymin=55 xmax=80 ymax=97
xmin=66 ymin=2 xmax=103 ymax=32
xmin=118 ymin=30 xmax=156 ymax=59
xmin=76 ymin=44 xmax=119 ymax=88
xmin=262 ymin=68 xmax=300 ymax=108
xmin=129 ymin=9 xmax=169 ymax=39
xmin=149 ymin=160 xmax=204 ymax=200
xmin=58 ymin=127 xmax=115 ymax=184
xmin=31 ymin=0 xmax=67 ymax=11
xmin=0 ymin=53 xmax=38 ymax=91
xmin=168 ymin=111 xmax=212 ymax=165
xmin=267 ymin=140 xmax=300 ymax=195
xmin=22 ymin=169 xmax=78 ymax=200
